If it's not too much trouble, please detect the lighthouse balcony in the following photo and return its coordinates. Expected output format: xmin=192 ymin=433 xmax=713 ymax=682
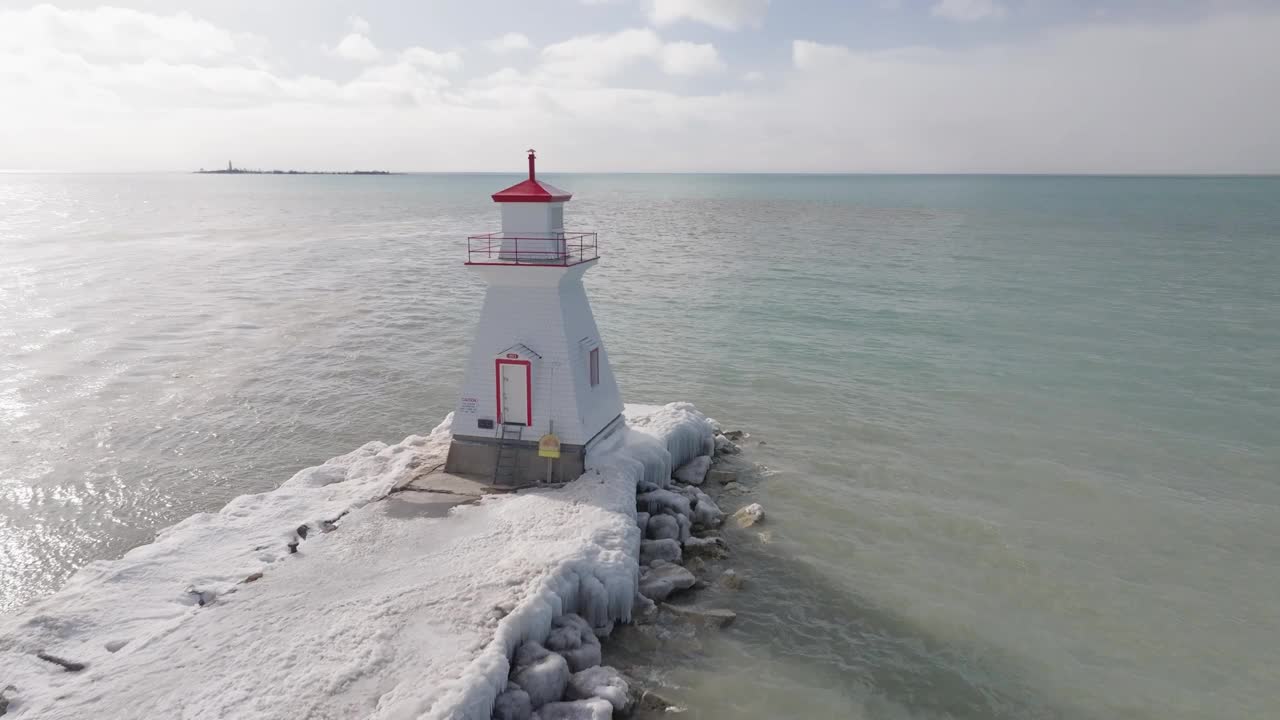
xmin=465 ymin=232 xmax=598 ymax=266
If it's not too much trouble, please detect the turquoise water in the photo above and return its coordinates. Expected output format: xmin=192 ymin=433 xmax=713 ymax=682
xmin=2 ymin=173 xmax=1278 ymax=718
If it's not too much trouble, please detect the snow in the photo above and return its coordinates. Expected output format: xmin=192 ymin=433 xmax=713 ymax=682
xmin=0 ymin=402 xmax=714 ymax=720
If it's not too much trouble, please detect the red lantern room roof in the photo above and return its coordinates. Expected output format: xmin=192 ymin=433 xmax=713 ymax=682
xmin=491 ymin=150 xmax=572 ymax=203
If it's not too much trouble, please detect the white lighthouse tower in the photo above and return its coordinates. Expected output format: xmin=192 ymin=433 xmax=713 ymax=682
xmin=444 ymin=151 xmax=624 ymax=485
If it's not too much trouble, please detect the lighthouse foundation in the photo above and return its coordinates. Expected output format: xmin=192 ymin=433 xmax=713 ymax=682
xmin=445 ymin=413 xmax=624 ymax=487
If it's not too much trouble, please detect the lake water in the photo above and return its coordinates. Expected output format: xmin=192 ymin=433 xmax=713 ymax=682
xmin=2 ymin=173 xmax=1278 ymax=719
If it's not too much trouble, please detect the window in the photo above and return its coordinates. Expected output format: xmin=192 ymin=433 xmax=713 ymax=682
xmin=589 ymin=347 xmax=600 ymax=387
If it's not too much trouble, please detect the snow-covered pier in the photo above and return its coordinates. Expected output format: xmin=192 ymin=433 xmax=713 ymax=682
xmin=0 ymin=402 xmax=746 ymax=719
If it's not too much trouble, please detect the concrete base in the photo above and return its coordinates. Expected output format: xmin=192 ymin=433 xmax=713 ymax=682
xmin=444 ymin=435 xmax=586 ymax=487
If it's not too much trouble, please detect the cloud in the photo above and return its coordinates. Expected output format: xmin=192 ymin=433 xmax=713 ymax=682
xmin=331 ymin=33 xmax=381 ymax=62
xmin=650 ymin=0 xmax=769 ymax=30
xmin=660 ymin=41 xmax=726 ymax=75
xmin=401 ymin=46 xmax=463 ymax=71
xmin=540 ymin=28 xmax=724 ymax=82
xmin=930 ymin=0 xmax=1005 ymax=22
xmin=2 ymin=5 xmax=1279 ymax=174
xmin=347 ymin=15 xmax=371 ymax=35
xmin=0 ymin=4 xmax=256 ymax=61
xmin=487 ymin=32 xmax=532 ymax=53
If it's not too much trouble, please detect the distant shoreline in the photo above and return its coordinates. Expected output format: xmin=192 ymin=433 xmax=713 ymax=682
xmin=195 ymin=169 xmax=396 ymax=175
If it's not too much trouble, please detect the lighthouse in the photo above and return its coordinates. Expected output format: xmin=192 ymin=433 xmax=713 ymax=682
xmin=444 ymin=151 xmax=624 ymax=486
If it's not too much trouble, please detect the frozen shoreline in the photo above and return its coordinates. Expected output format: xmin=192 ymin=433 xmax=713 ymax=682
xmin=0 ymin=402 xmax=718 ymax=719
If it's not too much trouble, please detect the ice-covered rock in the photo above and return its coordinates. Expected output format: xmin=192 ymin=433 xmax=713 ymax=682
xmin=511 ymin=642 xmax=570 ymax=709
xmin=732 ymin=503 xmax=765 ymax=528
xmin=675 ymin=513 xmax=692 ymax=543
xmin=645 ymin=514 xmax=680 ymax=542
xmin=536 ymin=698 xmax=614 ymax=720
xmin=714 ymin=434 xmax=740 ymax=455
xmin=707 ymin=468 xmax=738 ymax=485
xmin=634 ymin=511 xmax=650 ymax=533
xmin=544 ymin=615 xmax=602 ymax=673
xmin=567 ymin=665 xmax=631 ymax=713
xmin=673 ymin=456 xmax=712 ymax=486
xmin=690 ymin=492 xmax=724 ymax=528
xmin=637 ymin=561 xmax=696 ymax=602
xmin=493 ymin=682 xmax=533 ymax=720
xmin=636 ymin=489 xmax=691 ymax=518
xmin=639 ymin=539 xmax=682 ymax=566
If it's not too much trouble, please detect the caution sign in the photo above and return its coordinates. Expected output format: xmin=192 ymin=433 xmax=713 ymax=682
xmin=538 ymin=433 xmax=561 ymax=459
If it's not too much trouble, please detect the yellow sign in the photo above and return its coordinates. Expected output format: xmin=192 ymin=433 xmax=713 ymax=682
xmin=538 ymin=433 xmax=561 ymax=459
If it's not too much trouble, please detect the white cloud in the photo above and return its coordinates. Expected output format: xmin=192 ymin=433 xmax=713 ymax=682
xmin=0 ymin=4 xmax=256 ymax=62
xmin=401 ymin=46 xmax=463 ymax=71
xmin=540 ymin=28 xmax=724 ymax=82
xmin=743 ymin=70 xmax=765 ymax=82
xmin=487 ymin=32 xmax=532 ymax=53
xmin=331 ymin=33 xmax=381 ymax=62
xmin=660 ymin=41 xmax=726 ymax=75
xmin=2 ymin=5 xmax=1279 ymax=174
xmin=650 ymin=0 xmax=769 ymax=30
xmin=347 ymin=15 xmax=371 ymax=35
xmin=930 ymin=0 xmax=1005 ymax=22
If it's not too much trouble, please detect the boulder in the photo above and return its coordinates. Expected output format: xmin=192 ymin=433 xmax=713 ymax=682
xmin=636 ymin=479 xmax=659 ymax=493
xmin=631 ymin=592 xmax=659 ymax=624
xmin=536 ymin=698 xmax=613 ymax=720
xmin=567 ymin=666 xmax=632 ymax=713
xmin=682 ymin=536 xmax=728 ymax=559
xmin=723 ymin=481 xmax=745 ymax=494
xmin=690 ymin=493 xmax=724 ymax=528
xmin=634 ymin=511 xmax=650 ymax=534
xmin=510 ymin=642 xmax=570 ymax=709
xmin=645 ymin=514 xmax=680 ymax=542
xmin=661 ymin=604 xmax=737 ymax=628
xmin=637 ymin=561 xmax=696 ymax=602
xmin=544 ymin=614 xmax=602 ymax=673
xmin=723 ymin=430 xmax=748 ymax=442
xmin=732 ymin=503 xmax=765 ymax=528
xmin=639 ymin=538 xmax=682 ymax=566
xmin=492 ymin=682 xmax=533 ymax=720
xmin=673 ymin=456 xmax=712 ymax=486
xmin=636 ymin=489 xmax=691 ymax=518
xmin=714 ymin=435 xmax=740 ymax=455
xmin=707 ymin=468 xmax=738 ymax=485
xmin=718 ymin=569 xmax=745 ymax=590
xmin=675 ymin=513 xmax=692 ymax=543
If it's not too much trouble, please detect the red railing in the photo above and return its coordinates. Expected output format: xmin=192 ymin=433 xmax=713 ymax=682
xmin=465 ymin=232 xmax=599 ymax=266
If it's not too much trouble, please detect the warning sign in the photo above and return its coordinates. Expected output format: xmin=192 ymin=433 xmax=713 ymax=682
xmin=538 ymin=433 xmax=561 ymax=459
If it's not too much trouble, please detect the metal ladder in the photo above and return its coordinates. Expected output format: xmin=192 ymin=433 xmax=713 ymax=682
xmin=492 ymin=423 xmax=524 ymax=486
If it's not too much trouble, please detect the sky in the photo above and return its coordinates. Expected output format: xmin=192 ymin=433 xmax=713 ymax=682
xmin=1 ymin=0 xmax=1278 ymax=173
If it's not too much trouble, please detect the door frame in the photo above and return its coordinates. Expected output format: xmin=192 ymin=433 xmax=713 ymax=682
xmin=494 ymin=358 xmax=532 ymax=426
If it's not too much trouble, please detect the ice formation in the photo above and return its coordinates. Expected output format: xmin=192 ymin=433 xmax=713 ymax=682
xmin=0 ymin=403 xmax=715 ymax=719
xmin=672 ymin=455 xmax=712 ymax=486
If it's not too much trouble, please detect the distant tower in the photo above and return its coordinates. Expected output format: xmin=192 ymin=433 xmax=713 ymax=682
xmin=444 ymin=150 xmax=624 ymax=485
xmin=228 ymin=161 xmax=233 ymax=172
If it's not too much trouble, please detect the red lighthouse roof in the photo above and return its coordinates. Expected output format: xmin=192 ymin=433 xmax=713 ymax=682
xmin=491 ymin=150 xmax=572 ymax=203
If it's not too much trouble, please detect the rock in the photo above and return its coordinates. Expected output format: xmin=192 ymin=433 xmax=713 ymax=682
xmin=674 ymin=513 xmax=692 ymax=543
xmin=682 ymin=536 xmax=728 ymax=559
xmin=661 ymin=604 xmax=737 ymax=628
xmin=544 ymin=615 xmax=602 ymax=673
xmin=707 ymin=468 xmax=738 ymax=485
xmin=732 ymin=503 xmax=765 ymax=528
xmin=636 ymin=479 xmax=659 ymax=493
xmin=631 ymin=593 xmax=659 ymax=624
xmin=671 ymin=484 xmax=700 ymax=501
xmin=723 ymin=430 xmax=747 ymax=442
xmin=714 ymin=435 xmax=740 ymax=455
xmin=690 ymin=492 xmax=724 ymax=527
xmin=493 ymin=681 xmax=533 ymax=720
xmin=673 ymin=456 xmax=712 ymax=486
xmin=567 ymin=665 xmax=632 ymax=713
xmin=645 ymin=514 xmax=680 ymax=542
xmin=636 ymin=489 xmax=691 ymax=519
xmin=684 ymin=556 xmax=707 ymax=575
xmin=536 ymin=698 xmax=613 ymax=720
xmin=637 ymin=561 xmax=696 ymax=602
xmin=510 ymin=642 xmax=570 ymax=709
xmin=718 ymin=569 xmax=745 ymax=590
xmin=723 ymin=481 xmax=745 ymax=494
xmin=639 ymin=538 xmax=682 ymax=566
xmin=634 ymin=511 xmax=650 ymax=534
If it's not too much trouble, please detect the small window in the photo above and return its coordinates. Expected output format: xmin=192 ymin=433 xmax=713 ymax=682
xmin=589 ymin=348 xmax=600 ymax=387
